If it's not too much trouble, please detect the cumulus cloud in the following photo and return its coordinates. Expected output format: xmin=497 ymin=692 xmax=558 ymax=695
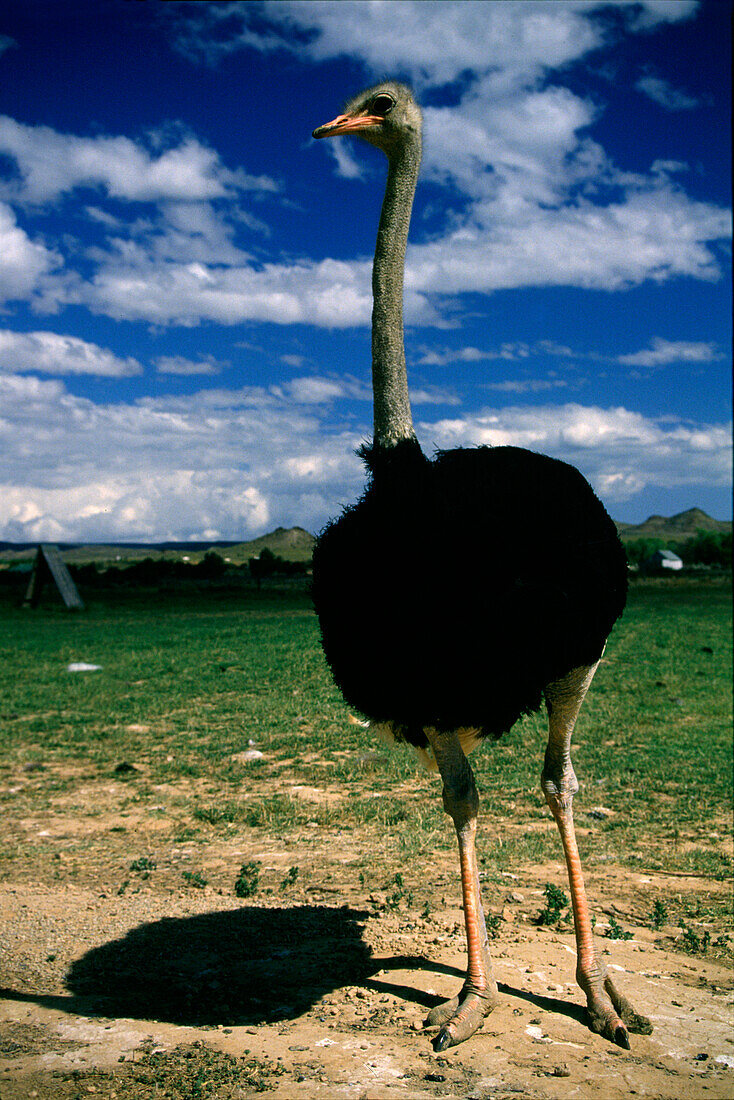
xmin=0 ymin=4 xmax=726 ymax=326
xmin=0 ymin=328 xmax=142 ymax=376
xmin=420 ymin=402 xmax=731 ymax=502
xmin=0 ymin=372 xmax=365 ymax=542
xmin=173 ymin=1 xmax=698 ymax=82
xmin=617 ymin=338 xmax=722 ymax=367
xmin=0 ymin=116 xmax=277 ymax=205
xmin=0 ymin=202 xmax=59 ymax=303
xmin=1 ymin=367 xmax=729 ymax=540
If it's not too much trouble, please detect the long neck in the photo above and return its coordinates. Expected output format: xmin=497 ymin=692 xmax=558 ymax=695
xmin=371 ymin=135 xmax=421 ymax=448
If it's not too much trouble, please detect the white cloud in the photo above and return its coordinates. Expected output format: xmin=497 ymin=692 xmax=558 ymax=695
xmin=488 ymin=378 xmax=568 ymax=393
xmin=155 ymin=354 xmax=223 ymax=376
xmin=409 ymin=386 xmax=461 ymax=406
xmin=0 ymin=4 xmax=725 ymax=326
xmin=417 ymin=343 xmax=532 ymax=366
xmin=0 ymin=115 xmax=277 ymax=205
xmin=325 ymin=141 xmax=365 ymax=180
xmin=0 ymin=328 xmax=142 ymax=376
xmin=174 ymin=2 xmax=699 ymax=80
xmin=617 ymin=338 xmax=722 ymax=367
xmin=420 ymin=402 xmax=731 ymax=502
xmin=54 ymin=255 xmax=372 ymax=327
xmin=279 ymin=376 xmax=352 ymax=404
xmin=625 ymin=1 xmax=699 ymax=31
xmin=0 ymin=202 xmax=59 ymax=303
xmin=636 ymin=75 xmax=700 ymax=111
xmin=0 ymin=372 xmax=365 ymax=542
xmin=1 ymin=368 xmax=729 ymax=540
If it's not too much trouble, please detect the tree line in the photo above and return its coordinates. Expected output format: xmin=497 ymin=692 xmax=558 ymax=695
xmin=624 ymin=529 xmax=731 ymax=568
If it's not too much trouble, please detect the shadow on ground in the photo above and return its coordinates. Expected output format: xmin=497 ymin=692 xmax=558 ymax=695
xmin=3 ymin=906 xmax=372 ymax=1027
xmin=0 ymin=903 xmax=593 ymax=1036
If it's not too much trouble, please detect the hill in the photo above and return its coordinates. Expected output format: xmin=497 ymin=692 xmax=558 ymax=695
xmin=1 ymin=513 xmax=730 ymax=567
xmin=0 ymin=527 xmax=315 ymax=566
xmin=615 ymin=508 xmax=731 ymax=543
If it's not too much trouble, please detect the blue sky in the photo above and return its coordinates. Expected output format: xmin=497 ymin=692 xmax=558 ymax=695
xmin=0 ymin=0 xmax=731 ymax=543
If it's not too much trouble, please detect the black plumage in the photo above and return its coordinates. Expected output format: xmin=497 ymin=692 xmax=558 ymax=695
xmin=312 ymin=439 xmax=627 ymax=747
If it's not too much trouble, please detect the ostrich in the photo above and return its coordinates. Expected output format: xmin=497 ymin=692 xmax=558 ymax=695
xmin=310 ymin=82 xmax=652 ymax=1053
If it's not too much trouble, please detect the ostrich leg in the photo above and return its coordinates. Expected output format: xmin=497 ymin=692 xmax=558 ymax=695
xmin=542 ymin=664 xmax=653 ymax=1047
xmin=424 ymin=727 xmax=500 ymax=1050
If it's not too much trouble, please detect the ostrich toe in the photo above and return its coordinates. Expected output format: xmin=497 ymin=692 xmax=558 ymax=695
xmin=584 ymin=974 xmax=652 ymax=1047
xmin=425 ymin=988 xmax=496 ymax=1050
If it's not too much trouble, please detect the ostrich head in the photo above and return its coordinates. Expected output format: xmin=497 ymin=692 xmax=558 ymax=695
xmin=312 ymin=81 xmax=422 ymax=157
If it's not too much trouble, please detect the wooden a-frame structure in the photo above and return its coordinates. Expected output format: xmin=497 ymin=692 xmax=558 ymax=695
xmin=23 ymin=544 xmax=84 ymax=610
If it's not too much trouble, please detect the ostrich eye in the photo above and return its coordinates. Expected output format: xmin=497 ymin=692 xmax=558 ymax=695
xmin=371 ymin=94 xmax=394 ymax=116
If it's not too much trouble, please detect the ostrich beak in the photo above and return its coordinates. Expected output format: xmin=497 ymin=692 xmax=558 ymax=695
xmin=312 ymin=113 xmax=382 ymax=139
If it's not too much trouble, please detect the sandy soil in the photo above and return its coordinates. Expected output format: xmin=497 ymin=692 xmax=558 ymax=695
xmin=1 ymin=828 xmax=732 ymax=1100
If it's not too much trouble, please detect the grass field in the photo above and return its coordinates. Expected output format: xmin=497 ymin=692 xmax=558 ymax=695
xmin=0 ymin=572 xmax=732 ymax=1097
xmin=1 ymin=573 xmax=731 ymax=904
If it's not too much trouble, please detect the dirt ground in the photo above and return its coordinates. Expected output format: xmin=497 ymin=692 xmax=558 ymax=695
xmin=1 ymin=782 xmax=732 ymax=1100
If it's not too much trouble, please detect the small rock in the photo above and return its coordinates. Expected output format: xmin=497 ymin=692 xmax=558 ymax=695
xmin=552 ymin=1064 xmax=571 ymax=1077
xmin=231 ymin=749 xmax=264 ymax=763
xmin=507 ymin=891 xmax=525 ymax=904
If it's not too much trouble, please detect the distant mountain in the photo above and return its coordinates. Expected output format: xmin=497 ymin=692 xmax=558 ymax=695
xmin=615 ymin=508 xmax=731 ymax=543
xmin=236 ymin=526 xmax=315 ymax=562
xmin=1 ymin=514 xmax=730 ymax=565
xmin=0 ymin=526 xmax=316 ymax=565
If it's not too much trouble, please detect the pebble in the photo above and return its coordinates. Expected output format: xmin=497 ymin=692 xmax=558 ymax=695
xmin=232 ymin=749 xmax=264 ymax=763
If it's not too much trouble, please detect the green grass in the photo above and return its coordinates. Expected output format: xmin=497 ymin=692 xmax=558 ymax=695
xmin=0 ymin=576 xmax=731 ymax=893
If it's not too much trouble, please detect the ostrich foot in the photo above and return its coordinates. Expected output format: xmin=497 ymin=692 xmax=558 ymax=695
xmin=584 ymin=974 xmax=653 ymax=1048
xmin=424 ymin=985 xmax=497 ymax=1051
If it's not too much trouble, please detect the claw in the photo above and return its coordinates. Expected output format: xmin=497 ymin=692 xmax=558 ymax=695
xmin=614 ymin=1025 xmax=630 ymax=1050
xmin=433 ymin=1028 xmax=453 ymax=1052
xmin=424 ymin=988 xmax=496 ymax=1049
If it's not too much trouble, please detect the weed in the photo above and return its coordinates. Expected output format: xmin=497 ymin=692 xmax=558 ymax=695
xmin=123 ymin=1041 xmax=286 ymax=1094
xmin=280 ymin=865 xmax=299 ymax=890
xmin=234 ymin=861 xmax=261 ymax=898
xmin=182 ymin=870 xmax=208 ymax=889
xmin=650 ymin=899 xmax=669 ymax=929
xmin=129 ymin=856 xmax=156 ymax=876
xmin=537 ymin=883 xmax=569 ymax=926
xmin=386 ymin=872 xmax=413 ymax=910
xmin=679 ymin=922 xmax=711 ymax=955
xmin=193 ymin=802 xmax=243 ymax=826
xmin=486 ymin=912 xmax=502 ymax=940
xmin=606 ymin=914 xmax=633 ymax=940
